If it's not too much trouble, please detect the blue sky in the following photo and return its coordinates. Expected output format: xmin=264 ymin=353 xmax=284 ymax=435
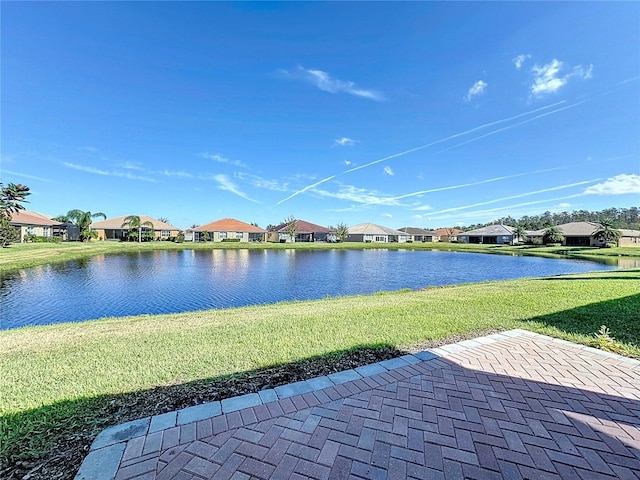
xmin=2 ymin=2 xmax=639 ymax=230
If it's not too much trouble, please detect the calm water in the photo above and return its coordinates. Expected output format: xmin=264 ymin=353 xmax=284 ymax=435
xmin=1 ymin=249 xmax=617 ymax=329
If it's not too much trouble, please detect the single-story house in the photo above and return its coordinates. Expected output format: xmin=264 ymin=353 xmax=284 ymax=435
xmin=91 ymin=215 xmax=180 ymax=241
xmin=397 ymin=227 xmax=440 ymax=243
xmin=433 ymin=228 xmax=463 ymax=242
xmin=457 ymin=225 xmax=517 ymax=245
xmin=8 ymin=210 xmax=75 ymax=242
xmin=347 ymin=223 xmax=410 ymax=243
xmin=527 ymin=222 xmax=640 ymax=247
xmin=267 ymin=220 xmax=336 ymax=243
xmin=192 ymin=218 xmax=266 ymax=242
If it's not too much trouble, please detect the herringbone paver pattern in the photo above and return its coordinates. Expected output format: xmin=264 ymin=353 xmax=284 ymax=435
xmin=108 ymin=332 xmax=640 ymax=479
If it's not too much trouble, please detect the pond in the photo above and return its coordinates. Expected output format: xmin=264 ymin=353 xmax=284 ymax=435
xmin=1 ymin=248 xmax=618 ymax=330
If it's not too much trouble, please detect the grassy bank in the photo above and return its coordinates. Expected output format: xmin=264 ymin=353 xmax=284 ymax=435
xmin=1 ymin=240 xmax=639 ymax=272
xmin=1 ymin=269 xmax=639 ymax=477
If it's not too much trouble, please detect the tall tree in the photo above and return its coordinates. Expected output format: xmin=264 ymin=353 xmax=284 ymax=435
xmin=334 ymin=222 xmax=349 ymax=243
xmin=542 ymin=226 xmax=564 ymax=245
xmin=513 ymin=225 xmax=527 ymax=244
xmin=592 ymin=219 xmax=621 ymax=246
xmin=122 ymin=215 xmax=154 ymax=242
xmin=61 ymin=210 xmax=107 ymax=242
xmin=0 ymin=183 xmax=31 ymax=219
xmin=0 ymin=183 xmax=31 ymax=247
xmin=284 ymin=215 xmax=297 ymax=242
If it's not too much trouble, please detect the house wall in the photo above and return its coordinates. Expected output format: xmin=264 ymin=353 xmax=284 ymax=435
xmin=17 ymin=224 xmax=54 ymax=242
xmin=618 ymin=236 xmax=640 ymax=247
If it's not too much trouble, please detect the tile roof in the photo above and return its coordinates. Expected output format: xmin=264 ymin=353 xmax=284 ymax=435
xmin=269 ymin=220 xmax=334 ymax=233
xmin=193 ymin=218 xmax=266 ymax=232
xmin=460 ymin=224 xmax=516 ymax=236
xmin=527 ymin=221 xmax=600 ymax=236
xmin=348 ymin=223 xmax=408 ymax=236
xmin=91 ymin=215 xmax=179 ymax=231
xmin=433 ymin=228 xmax=463 ymax=236
xmin=398 ymin=227 xmax=439 ymax=235
xmin=8 ymin=210 xmax=61 ymax=226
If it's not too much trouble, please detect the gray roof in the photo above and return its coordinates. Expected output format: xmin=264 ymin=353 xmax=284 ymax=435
xmin=348 ymin=223 xmax=409 ymax=236
xmin=460 ymin=224 xmax=516 ymax=236
xmin=527 ymin=222 xmax=600 ymax=236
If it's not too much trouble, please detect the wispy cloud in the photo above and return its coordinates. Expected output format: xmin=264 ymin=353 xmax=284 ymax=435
xmin=276 ymin=175 xmax=336 ymax=205
xmin=531 ymin=59 xmax=593 ymax=96
xmin=381 ymin=213 xmax=393 ymax=218
xmin=213 ymin=174 xmax=259 ymax=203
xmin=383 ymin=166 xmax=394 ymax=176
xmin=464 ymin=80 xmax=487 ymax=102
xmin=584 ymin=174 xmax=640 ymax=195
xmin=344 ymin=160 xmax=352 ymax=166
xmin=513 ymin=54 xmax=531 ymax=70
xmin=63 ymin=162 xmax=156 ymax=182
xmin=117 ymin=161 xmax=145 ymax=171
xmin=235 ymin=172 xmax=289 ymax=192
xmin=556 ymin=202 xmax=572 ymax=209
xmin=280 ymin=66 xmax=384 ymax=101
xmin=426 ymin=179 xmax=600 ymax=216
xmin=335 ymin=137 xmax=356 ymax=146
xmin=200 ymin=152 xmax=248 ymax=169
xmin=1 ymin=169 xmax=53 ymax=183
xmin=312 ymin=184 xmax=410 ymax=207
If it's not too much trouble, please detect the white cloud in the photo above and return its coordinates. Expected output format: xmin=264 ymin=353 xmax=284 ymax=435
xmin=413 ymin=205 xmax=433 ymax=211
xmin=213 ymin=174 xmax=259 ymax=203
xmin=383 ymin=166 xmax=394 ymax=176
xmin=464 ymin=80 xmax=487 ymax=102
xmin=1 ymin=169 xmax=53 ymax=183
xmin=200 ymin=152 xmax=248 ymax=169
xmin=531 ymin=59 xmax=593 ymax=96
xmin=312 ymin=184 xmax=406 ymax=207
xmin=344 ymin=160 xmax=352 ymax=166
xmin=556 ymin=202 xmax=572 ymax=208
xmin=584 ymin=174 xmax=640 ymax=195
xmin=335 ymin=137 xmax=356 ymax=146
xmin=381 ymin=213 xmax=393 ymax=218
xmin=235 ymin=172 xmax=289 ymax=192
xmin=281 ymin=66 xmax=384 ymax=101
xmin=63 ymin=162 xmax=156 ymax=182
xmin=513 ymin=54 xmax=531 ymax=70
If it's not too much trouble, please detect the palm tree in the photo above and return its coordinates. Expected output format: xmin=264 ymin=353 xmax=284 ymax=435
xmin=513 ymin=225 xmax=527 ymax=244
xmin=0 ymin=183 xmax=31 ymax=219
xmin=592 ymin=218 xmax=620 ymax=246
xmin=121 ymin=215 xmax=154 ymax=242
xmin=334 ymin=222 xmax=349 ymax=243
xmin=542 ymin=225 xmax=564 ymax=245
xmin=62 ymin=209 xmax=106 ymax=241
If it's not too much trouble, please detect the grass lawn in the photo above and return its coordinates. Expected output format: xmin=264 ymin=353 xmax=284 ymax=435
xmin=1 ymin=240 xmax=639 ymax=272
xmin=1 ymin=268 xmax=639 ymax=477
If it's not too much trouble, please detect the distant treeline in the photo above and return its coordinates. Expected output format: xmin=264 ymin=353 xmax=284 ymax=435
xmin=452 ymin=207 xmax=640 ymax=231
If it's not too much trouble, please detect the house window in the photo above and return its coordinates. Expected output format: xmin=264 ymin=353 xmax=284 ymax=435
xmin=364 ymin=234 xmax=373 ymax=242
xmin=161 ymin=230 xmax=170 ymax=239
xmin=27 ymin=226 xmax=34 ymax=235
xmin=236 ymin=232 xmax=243 ymax=239
xmin=375 ymin=236 xmax=386 ymax=242
xmin=219 ymin=232 xmax=227 ymax=239
xmin=43 ymin=227 xmax=50 ymax=236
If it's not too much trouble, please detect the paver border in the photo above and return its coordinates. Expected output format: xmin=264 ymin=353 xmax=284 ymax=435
xmin=74 ymin=329 xmax=640 ymax=479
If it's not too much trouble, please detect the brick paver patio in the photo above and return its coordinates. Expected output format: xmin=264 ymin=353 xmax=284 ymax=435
xmin=76 ymin=330 xmax=640 ymax=479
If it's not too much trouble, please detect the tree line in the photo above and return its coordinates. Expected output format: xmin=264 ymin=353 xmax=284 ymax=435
xmin=457 ymin=207 xmax=640 ymax=231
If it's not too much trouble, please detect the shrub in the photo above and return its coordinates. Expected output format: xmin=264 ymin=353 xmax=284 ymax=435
xmin=221 ymin=238 xmax=241 ymax=242
xmin=605 ymin=242 xmax=617 ymax=249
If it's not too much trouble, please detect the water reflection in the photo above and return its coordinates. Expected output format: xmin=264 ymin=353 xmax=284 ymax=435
xmin=1 ymin=249 xmax=620 ymax=330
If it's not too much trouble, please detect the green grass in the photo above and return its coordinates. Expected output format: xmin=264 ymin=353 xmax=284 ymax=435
xmin=2 ymin=240 xmax=639 ymax=272
xmin=1 ymin=268 xmax=639 ymax=469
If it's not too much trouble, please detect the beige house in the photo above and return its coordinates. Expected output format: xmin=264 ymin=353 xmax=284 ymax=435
xmin=433 ymin=228 xmax=463 ymax=242
xmin=397 ymin=227 xmax=440 ymax=242
xmin=8 ymin=210 xmax=64 ymax=243
xmin=526 ymin=221 xmax=640 ymax=247
xmin=347 ymin=223 xmax=410 ymax=243
xmin=91 ymin=215 xmax=180 ymax=241
xmin=458 ymin=224 xmax=517 ymax=245
xmin=192 ymin=218 xmax=266 ymax=242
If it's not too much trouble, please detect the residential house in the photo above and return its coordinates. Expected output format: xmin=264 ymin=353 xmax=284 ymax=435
xmin=527 ymin=222 xmax=640 ymax=247
xmin=397 ymin=227 xmax=440 ymax=243
xmin=433 ymin=228 xmax=462 ymax=242
xmin=192 ymin=218 xmax=266 ymax=242
xmin=267 ymin=220 xmax=336 ymax=243
xmin=91 ymin=215 xmax=180 ymax=241
xmin=458 ymin=225 xmax=517 ymax=245
xmin=347 ymin=223 xmax=410 ymax=243
xmin=8 ymin=210 xmax=71 ymax=242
